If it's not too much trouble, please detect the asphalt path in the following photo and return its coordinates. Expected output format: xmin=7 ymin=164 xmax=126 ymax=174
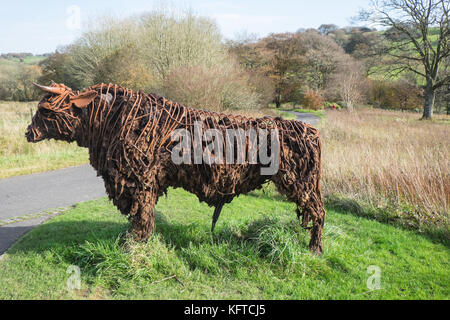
xmin=286 ymin=111 xmax=321 ymax=126
xmin=0 ymin=165 xmax=106 ymax=255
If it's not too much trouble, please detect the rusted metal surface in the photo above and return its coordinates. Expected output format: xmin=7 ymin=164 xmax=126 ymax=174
xmin=27 ymin=83 xmax=326 ymax=254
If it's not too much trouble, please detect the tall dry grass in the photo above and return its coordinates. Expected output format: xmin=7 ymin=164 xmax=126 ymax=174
xmin=0 ymin=101 xmax=88 ymax=178
xmin=321 ymin=108 xmax=449 ymax=234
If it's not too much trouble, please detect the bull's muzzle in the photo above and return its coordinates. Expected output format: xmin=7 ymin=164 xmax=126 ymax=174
xmin=25 ymin=125 xmax=44 ymax=143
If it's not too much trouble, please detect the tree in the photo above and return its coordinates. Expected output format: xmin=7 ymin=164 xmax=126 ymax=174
xmin=299 ymin=30 xmax=347 ymax=92
xmin=64 ymin=16 xmax=140 ymax=90
xmin=318 ymin=24 xmax=339 ymax=35
xmin=140 ymin=9 xmax=224 ymax=85
xmin=0 ymin=61 xmax=42 ymax=101
xmin=257 ymin=33 xmax=306 ymax=108
xmin=38 ymin=50 xmax=71 ymax=85
xmin=346 ymin=30 xmax=387 ymax=76
xmin=361 ymin=0 xmax=450 ymax=119
xmin=328 ymin=57 xmax=368 ymax=111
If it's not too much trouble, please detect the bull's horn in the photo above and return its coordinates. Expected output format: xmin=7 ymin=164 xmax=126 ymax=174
xmin=33 ymin=83 xmax=66 ymax=95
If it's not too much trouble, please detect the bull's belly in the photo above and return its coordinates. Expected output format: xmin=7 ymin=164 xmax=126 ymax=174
xmin=173 ymin=170 xmax=270 ymax=207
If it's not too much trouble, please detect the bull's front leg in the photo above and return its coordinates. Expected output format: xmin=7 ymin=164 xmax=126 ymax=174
xmin=129 ymin=189 xmax=159 ymax=241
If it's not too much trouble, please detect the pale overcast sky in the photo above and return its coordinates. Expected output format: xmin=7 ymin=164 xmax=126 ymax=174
xmin=0 ymin=0 xmax=371 ymax=54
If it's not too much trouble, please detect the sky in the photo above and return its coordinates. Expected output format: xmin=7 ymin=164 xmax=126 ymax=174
xmin=0 ymin=0 xmax=372 ymax=54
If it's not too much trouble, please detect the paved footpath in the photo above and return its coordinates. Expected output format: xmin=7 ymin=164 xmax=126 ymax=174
xmin=287 ymin=111 xmax=321 ymax=126
xmin=0 ymin=165 xmax=106 ymax=255
xmin=0 ymin=112 xmax=320 ymax=256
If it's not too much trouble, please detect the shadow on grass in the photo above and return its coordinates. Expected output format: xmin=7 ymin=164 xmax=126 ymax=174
xmin=6 ymin=220 xmax=128 ymax=255
xmin=5 ymin=212 xmax=312 ymax=280
xmin=246 ymin=189 xmax=287 ymax=202
xmin=153 ymin=213 xmax=312 ymax=274
xmin=325 ymin=195 xmax=450 ymax=247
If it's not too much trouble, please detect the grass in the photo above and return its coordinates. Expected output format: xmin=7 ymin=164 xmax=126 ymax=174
xmin=0 ymin=187 xmax=448 ymax=300
xmin=0 ymin=101 xmax=89 ymax=178
xmin=0 ymin=55 xmax=45 ymax=65
xmin=321 ymin=108 xmax=449 ymax=237
xmin=269 ymin=103 xmax=326 ymax=119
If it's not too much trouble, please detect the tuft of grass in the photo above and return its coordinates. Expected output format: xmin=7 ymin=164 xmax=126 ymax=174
xmin=0 ymin=188 xmax=448 ymax=300
xmin=242 ymin=216 xmax=309 ymax=267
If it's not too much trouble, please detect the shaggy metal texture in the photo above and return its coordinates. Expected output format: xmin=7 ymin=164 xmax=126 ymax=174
xmin=26 ymin=83 xmax=326 ymax=254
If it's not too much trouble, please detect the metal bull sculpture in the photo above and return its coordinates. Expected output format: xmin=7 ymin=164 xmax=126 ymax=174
xmin=26 ymin=83 xmax=326 ymax=254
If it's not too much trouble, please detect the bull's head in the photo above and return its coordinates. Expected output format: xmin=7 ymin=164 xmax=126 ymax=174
xmin=26 ymin=83 xmax=98 ymax=143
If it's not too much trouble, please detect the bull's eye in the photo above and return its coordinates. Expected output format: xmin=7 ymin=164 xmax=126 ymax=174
xmin=39 ymin=108 xmax=52 ymax=117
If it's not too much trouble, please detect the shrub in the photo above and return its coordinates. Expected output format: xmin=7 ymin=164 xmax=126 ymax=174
xmin=302 ymin=90 xmax=324 ymax=110
xmin=163 ymin=61 xmax=261 ymax=112
xmin=369 ymin=79 xmax=423 ymax=111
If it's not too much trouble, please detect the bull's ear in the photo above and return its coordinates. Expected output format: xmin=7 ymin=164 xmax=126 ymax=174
xmin=70 ymin=90 xmax=98 ymax=108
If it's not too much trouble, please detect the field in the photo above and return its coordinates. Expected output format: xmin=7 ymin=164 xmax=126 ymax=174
xmin=0 ymin=101 xmax=88 ymax=178
xmin=321 ymin=108 xmax=449 ymax=237
xmin=0 ymin=55 xmax=45 ymax=66
xmin=0 ymin=188 xmax=448 ymax=299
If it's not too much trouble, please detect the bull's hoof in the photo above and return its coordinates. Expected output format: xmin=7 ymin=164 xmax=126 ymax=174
xmin=131 ymin=229 xmax=152 ymax=242
xmin=309 ymin=243 xmax=323 ymax=255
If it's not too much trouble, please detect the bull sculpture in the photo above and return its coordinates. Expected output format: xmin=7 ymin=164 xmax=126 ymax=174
xmin=26 ymin=83 xmax=326 ymax=254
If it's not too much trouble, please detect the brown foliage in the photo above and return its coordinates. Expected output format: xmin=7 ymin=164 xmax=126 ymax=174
xmin=162 ymin=63 xmax=261 ymax=112
xmin=302 ymin=90 xmax=325 ymax=110
xmin=369 ymin=79 xmax=423 ymax=111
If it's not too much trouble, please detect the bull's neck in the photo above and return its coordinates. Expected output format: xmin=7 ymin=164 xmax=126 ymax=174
xmin=75 ymin=98 xmax=112 ymax=170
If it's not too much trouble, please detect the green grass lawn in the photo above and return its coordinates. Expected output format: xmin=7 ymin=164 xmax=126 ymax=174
xmin=0 ymin=187 xmax=448 ymax=300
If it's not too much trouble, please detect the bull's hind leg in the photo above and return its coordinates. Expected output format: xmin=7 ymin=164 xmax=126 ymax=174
xmin=272 ymin=175 xmax=325 ymax=255
xmin=297 ymin=206 xmax=312 ymax=229
xmin=129 ymin=189 xmax=159 ymax=241
xmin=305 ymin=194 xmax=326 ymax=255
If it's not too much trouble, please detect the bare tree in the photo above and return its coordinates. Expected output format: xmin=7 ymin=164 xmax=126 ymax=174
xmin=329 ymin=57 xmax=368 ymax=111
xmin=361 ymin=0 xmax=449 ymax=119
xmin=140 ymin=8 xmax=224 ymax=85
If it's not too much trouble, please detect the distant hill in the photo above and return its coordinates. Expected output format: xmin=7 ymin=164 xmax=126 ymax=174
xmin=0 ymin=53 xmax=46 ymax=65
